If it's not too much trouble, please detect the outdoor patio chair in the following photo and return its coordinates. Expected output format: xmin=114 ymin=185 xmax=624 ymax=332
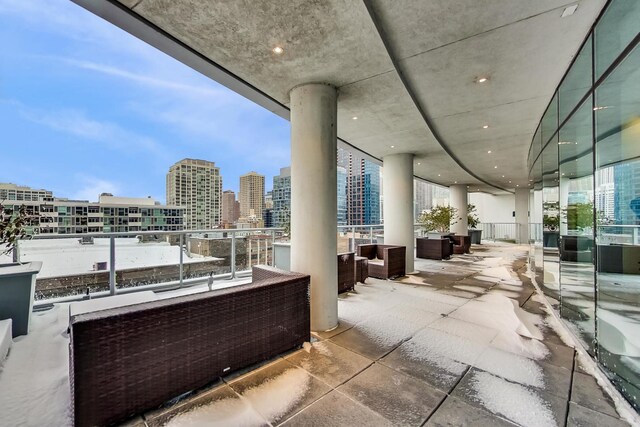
xmin=356 ymin=244 xmax=406 ymax=279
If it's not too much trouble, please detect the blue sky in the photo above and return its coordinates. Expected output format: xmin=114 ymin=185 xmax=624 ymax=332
xmin=0 ymin=0 xmax=290 ymax=203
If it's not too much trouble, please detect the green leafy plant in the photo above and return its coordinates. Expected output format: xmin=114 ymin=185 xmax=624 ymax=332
xmin=543 ymin=214 xmax=560 ymax=231
xmin=562 ymin=202 xmax=594 ymax=231
xmin=0 ymin=203 xmax=29 ymax=257
xmin=419 ymin=205 xmax=460 ymax=233
xmin=467 ymin=203 xmax=480 ymax=229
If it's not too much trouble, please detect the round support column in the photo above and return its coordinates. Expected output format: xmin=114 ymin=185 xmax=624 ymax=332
xmin=383 ymin=153 xmax=415 ymax=273
xmin=290 ymin=83 xmax=338 ymax=332
xmin=450 ymin=184 xmax=468 ymax=236
xmin=515 ymin=187 xmax=530 ymax=244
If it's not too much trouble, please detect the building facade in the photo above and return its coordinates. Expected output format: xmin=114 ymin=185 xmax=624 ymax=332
xmin=221 ymin=190 xmax=238 ymax=226
xmin=239 ymin=171 xmax=265 ymax=222
xmin=337 ymin=149 xmax=381 ymax=225
xmin=272 ymin=167 xmax=291 ymax=228
xmin=4 ymin=193 xmax=184 ymax=234
xmin=0 ymin=183 xmax=53 ymax=202
xmin=166 ymin=159 xmax=222 ymax=230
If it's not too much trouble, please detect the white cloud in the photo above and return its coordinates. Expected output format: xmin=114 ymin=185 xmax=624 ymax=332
xmin=12 ymin=101 xmax=168 ymax=159
xmin=71 ymin=175 xmax=120 ymax=202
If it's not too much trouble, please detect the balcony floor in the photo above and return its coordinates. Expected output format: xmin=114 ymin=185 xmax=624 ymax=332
xmin=0 ymin=243 xmax=633 ymax=426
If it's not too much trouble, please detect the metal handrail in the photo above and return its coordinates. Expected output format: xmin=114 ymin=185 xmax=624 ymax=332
xmin=17 ymin=227 xmax=284 ymax=306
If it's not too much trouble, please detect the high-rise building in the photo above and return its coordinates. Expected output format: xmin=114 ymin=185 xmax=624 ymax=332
xmin=0 ymin=183 xmax=53 ymax=202
xmin=414 ymin=180 xmax=433 ymax=220
xmin=272 ymin=167 xmax=291 ymax=227
xmin=613 ymin=162 xmax=640 ymax=225
xmin=265 ymin=191 xmax=273 ymax=209
xmin=239 ymin=172 xmax=265 ymax=220
xmin=337 ymin=166 xmax=347 ymax=226
xmin=166 ymin=159 xmax=222 ymax=230
xmin=221 ymin=190 xmax=238 ymax=225
xmin=337 ymin=149 xmax=381 ymax=225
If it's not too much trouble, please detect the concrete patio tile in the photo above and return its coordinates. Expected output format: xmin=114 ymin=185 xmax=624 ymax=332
xmin=329 ymin=310 xmax=436 ymax=360
xmin=436 ymin=288 xmax=480 ymax=299
xmin=311 ymin=319 xmax=354 ymax=341
xmin=452 ymin=368 xmax=568 ymax=427
xmin=280 ymin=390 xmax=394 ymax=427
xmin=425 ymin=396 xmax=517 ymax=427
xmin=567 ymin=402 xmax=631 ymax=427
xmin=540 ymin=341 xmax=575 ymax=370
xmin=338 ymin=363 xmax=445 ymax=426
xmin=284 ymin=340 xmax=372 ymax=387
xmin=473 ymin=346 xmax=572 ymax=399
xmin=144 ymin=383 xmax=268 ymax=427
xmin=380 ymin=328 xmax=486 ymax=392
xmin=227 ymin=359 xmax=331 ymax=425
xmin=571 ymin=371 xmax=619 ymax=418
xmin=428 ymin=316 xmax=499 ymax=345
xmin=379 ymin=346 xmax=464 ymax=393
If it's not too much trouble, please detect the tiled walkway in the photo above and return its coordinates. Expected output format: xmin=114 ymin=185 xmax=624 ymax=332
xmin=134 ymin=243 xmax=634 ymax=427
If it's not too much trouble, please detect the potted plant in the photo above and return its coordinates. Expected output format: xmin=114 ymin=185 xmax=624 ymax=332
xmin=419 ymin=205 xmax=460 ymax=239
xmin=467 ymin=203 xmax=482 ymax=244
xmin=0 ymin=203 xmax=42 ymax=337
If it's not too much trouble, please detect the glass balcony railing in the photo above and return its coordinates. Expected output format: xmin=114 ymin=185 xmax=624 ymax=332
xmin=4 ymin=228 xmax=284 ymax=306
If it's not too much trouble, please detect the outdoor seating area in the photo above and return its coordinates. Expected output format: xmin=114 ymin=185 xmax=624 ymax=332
xmin=0 ymin=242 xmax=635 ymax=427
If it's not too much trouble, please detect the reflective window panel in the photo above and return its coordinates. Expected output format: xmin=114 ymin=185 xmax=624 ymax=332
xmin=558 ymin=98 xmax=596 ymax=355
xmin=595 ymin=44 xmax=640 ymax=408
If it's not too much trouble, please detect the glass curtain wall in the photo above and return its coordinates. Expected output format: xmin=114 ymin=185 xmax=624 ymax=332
xmin=527 ymin=0 xmax=639 ymax=410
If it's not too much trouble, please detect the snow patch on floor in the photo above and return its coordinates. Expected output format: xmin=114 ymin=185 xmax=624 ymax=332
xmin=240 ymin=367 xmax=310 ymax=421
xmin=403 ymin=328 xmax=486 ymax=374
xmin=165 ymin=394 xmax=266 ymax=427
xmin=470 ymin=370 xmax=556 ymax=427
xmin=0 ymin=305 xmax=71 ymax=427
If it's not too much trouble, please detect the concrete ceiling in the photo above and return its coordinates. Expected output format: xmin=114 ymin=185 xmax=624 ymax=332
xmin=77 ymin=0 xmax=607 ymax=194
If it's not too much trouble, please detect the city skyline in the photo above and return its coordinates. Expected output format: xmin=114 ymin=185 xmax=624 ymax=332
xmin=0 ymin=0 xmax=289 ymax=201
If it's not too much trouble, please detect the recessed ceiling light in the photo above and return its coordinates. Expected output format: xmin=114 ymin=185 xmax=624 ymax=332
xmin=454 ymin=181 xmax=457 ymax=184
xmin=494 ymin=165 xmax=498 ymax=169
xmin=272 ymin=46 xmax=284 ymax=54
xmin=516 ymin=184 xmax=519 ymax=187
xmin=562 ymin=173 xmax=565 ymax=176
xmin=502 ymin=175 xmax=505 ymax=178
xmin=561 ymin=4 xmax=578 ymax=18
xmin=390 ymin=145 xmax=395 ymax=148
xmin=476 ymin=77 xmax=488 ymax=83
xmin=352 ymin=116 xmax=358 ymax=120
xmin=508 ymin=181 xmax=512 ymax=183
xmin=417 ymin=162 xmax=421 ymax=165
xmin=438 ymin=174 xmax=441 ymax=177
xmin=483 ymin=125 xmax=489 ymax=129
xmin=487 ymin=150 xmax=492 ymax=154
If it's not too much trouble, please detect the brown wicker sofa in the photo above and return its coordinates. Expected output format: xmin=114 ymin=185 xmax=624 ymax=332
xmin=357 ymin=244 xmax=406 ymax=279
xmin=69 ymin=266 xmax=310 ymax=427
xmin=337 ymin=252 xmax=356 ymax=293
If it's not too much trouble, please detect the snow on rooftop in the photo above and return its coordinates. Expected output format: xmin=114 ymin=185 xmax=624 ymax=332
xmin=6 ymin=238 xmax=221 ymax=278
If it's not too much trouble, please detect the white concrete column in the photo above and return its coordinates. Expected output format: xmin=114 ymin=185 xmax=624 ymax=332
xmin=515 ymin=188 xmax=529 ymax=244
xmin=383 ymin=153 xmax=415 ymax=273
xmin=450 ymin=184 xmax=468 ymax=235
xmin=290 ymin=83 xmax=338 ymax=332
